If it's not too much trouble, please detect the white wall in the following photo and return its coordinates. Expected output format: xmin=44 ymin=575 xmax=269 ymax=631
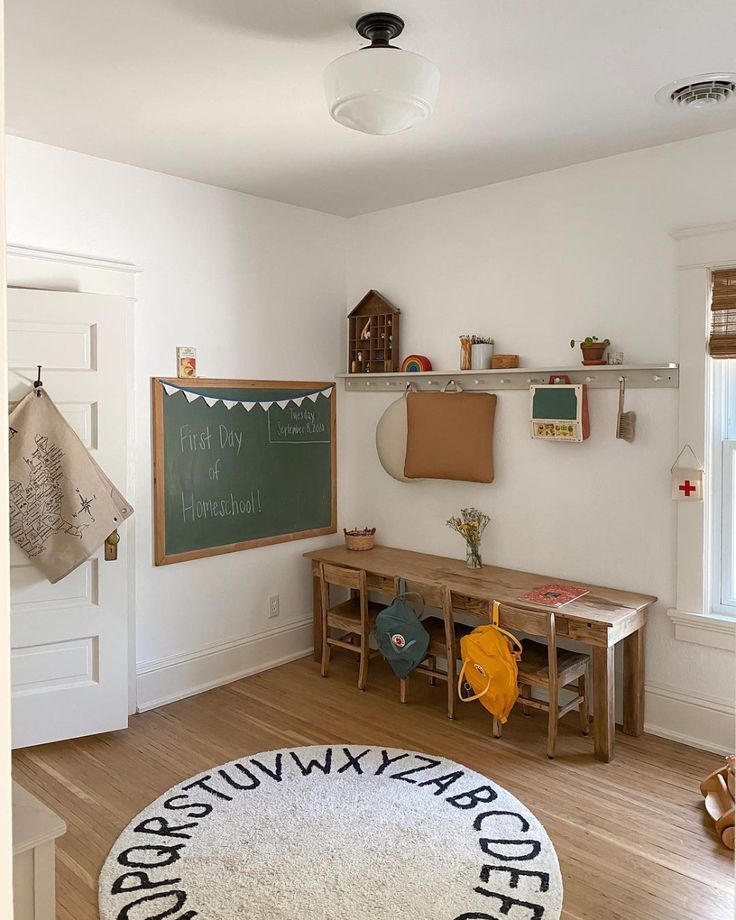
xmin=6 ymin=136 xmax=346 ymax=710
xmin=6 ymin=128 xmax=735 ymax=753
xmin=344 ymin=129 xmax=736 ymax=753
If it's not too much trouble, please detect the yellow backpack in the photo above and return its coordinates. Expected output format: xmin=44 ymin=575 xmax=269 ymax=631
xmin=457 ymin=601 xmax=522 ymax=723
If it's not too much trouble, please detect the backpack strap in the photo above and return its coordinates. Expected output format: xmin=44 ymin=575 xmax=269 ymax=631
xmin=490 ymin=600 xmax=523 ymax=661
xmin=457 ymin=659 xmax=492 ymax=701
xmin=393 ymin=579 xmax=425 ymax=619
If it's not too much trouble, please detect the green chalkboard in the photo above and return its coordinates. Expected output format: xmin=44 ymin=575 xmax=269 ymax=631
xmin=153 ymin=378 xmax=336 ymax=564
xmin=531 ymin=386 xmax=578 ymax=420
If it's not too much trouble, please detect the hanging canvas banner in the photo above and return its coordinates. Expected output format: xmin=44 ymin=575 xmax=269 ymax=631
xmin=671 ymin=467 xmax=703 ymax=501
xmin=8 ymin=389 xmax=133 ymax=583
xmin=671 ymin=445 xmax=704 ymax=502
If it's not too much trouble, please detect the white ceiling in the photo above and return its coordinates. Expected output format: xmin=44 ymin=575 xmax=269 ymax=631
xmin=7 ymin=0 xmax=736 ymax=217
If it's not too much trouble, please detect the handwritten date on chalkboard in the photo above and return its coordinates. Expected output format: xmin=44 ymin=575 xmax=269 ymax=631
xmin=152 ymin=379 xmax=336 ymax=565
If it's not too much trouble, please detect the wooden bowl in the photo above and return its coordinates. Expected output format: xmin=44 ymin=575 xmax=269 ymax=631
xmin=344 ymin=530 xmax=375 ymax=551
xmin=492 ymin=354 xmax=519 ymax=369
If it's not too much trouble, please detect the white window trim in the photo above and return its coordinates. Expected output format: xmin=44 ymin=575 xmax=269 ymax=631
xmin=669 ymin=223 xmax=736 ymax=648
xmin=714 ymin=432 xmax=736 ymax=614
xmin=667 ymin=609 xmax=736 ymax=651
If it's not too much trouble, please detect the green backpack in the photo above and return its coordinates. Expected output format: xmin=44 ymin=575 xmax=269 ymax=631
xmin=374 ymin=581 xmax=430 ymax=679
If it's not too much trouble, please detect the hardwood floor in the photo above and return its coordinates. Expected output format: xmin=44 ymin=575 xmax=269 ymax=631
xmin=12 ymin=654 xmax=734 ymax=920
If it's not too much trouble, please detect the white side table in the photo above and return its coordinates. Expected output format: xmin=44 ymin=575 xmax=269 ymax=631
xmin=12 ymin=782 xmax=66 ymax=920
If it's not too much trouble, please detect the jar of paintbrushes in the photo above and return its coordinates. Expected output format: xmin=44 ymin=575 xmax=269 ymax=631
xmin=460 ymin=335 xmax=494 ymax=370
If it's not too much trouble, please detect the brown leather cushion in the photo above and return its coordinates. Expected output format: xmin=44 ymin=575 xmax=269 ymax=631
xmin=404 ymin=392 xmax=497 ymax=482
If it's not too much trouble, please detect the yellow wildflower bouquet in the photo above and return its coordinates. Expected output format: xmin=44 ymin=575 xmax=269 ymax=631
xmin=447 ymin=507 xmax=489 ymax=569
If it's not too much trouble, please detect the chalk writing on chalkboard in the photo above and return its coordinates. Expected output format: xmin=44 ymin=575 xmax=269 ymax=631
xmin=152 ymin=379 xmax=336 ymax=565
xmin=268 ymin=405 xmax=330 ymax=443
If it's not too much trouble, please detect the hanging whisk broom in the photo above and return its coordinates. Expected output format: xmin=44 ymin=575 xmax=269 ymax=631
xmin=616 ymin=377 xmax=636 ymax=442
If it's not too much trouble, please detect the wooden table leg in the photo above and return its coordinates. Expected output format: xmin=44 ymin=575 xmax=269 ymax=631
xmin=312 ymin=567 xmax=322 ymax=662
xmin=622 ymin=624 xmax=645 ymax=736
xmin=592 ymin=645 xmax=615 ymax=762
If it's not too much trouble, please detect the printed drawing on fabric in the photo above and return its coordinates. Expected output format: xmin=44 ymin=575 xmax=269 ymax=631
xmin=8 ymin=388 xmax=133 ymax=584
xmin=9 ymin=434 xmax=91 ymax=558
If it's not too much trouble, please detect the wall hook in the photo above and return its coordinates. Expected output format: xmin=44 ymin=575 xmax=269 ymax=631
xmin=33 ymin=365 xmax=43 ymax=397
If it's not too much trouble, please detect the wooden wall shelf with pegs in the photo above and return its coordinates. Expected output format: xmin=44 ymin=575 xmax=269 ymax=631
xmin=337 ymin=364 xmax=679 ymax=391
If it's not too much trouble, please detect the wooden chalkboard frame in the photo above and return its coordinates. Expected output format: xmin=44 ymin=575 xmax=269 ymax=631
xmin=152 ymin=377 xmax=337 ymax=565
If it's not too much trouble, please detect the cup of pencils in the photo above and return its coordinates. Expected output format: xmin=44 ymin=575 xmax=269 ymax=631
xmin=469 ymin=336 xmax=494 ymax=370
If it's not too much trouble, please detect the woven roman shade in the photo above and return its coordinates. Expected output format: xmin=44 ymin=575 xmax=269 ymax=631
xmin=710 ymin=269 xmax=736 ymax=358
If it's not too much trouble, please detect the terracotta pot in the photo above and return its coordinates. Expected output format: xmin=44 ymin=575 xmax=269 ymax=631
xmin=580 ymin=342 xmax=607 ymax=365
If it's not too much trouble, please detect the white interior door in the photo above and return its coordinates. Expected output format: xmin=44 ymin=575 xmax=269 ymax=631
xmin=8 ymin=288 xmax=131 ymax=748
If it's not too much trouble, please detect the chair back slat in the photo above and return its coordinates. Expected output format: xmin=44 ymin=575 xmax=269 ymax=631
xmin=404 ymin=579 xmax=450 ymax=611
xmin=321 ymin=563 xmax=363 ymax=590
xmin=495 ymin=603 xmax=553 ymax=639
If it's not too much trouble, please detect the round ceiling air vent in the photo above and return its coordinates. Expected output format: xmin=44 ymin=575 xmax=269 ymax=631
xmin=656 ymin=73 xmax=736 ymax=109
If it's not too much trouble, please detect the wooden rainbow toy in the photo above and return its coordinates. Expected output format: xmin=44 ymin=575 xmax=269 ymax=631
xmin=401 ymin=354 xmax=432 ymax=373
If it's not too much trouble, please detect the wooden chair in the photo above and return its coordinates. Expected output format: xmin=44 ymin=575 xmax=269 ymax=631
xmin=318 ymin=563 xmax=388 ymax=691
xmin=398 ymin=581 xmax=473 ymax=719
xmin=487 ymin=602 xmax=590 ymax=759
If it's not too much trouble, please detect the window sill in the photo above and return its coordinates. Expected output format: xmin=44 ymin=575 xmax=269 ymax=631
xmin=667 ymin=608 xmax=736 ymax=651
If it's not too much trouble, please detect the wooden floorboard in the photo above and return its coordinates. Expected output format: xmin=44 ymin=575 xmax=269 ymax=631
xmin=12 ymin=654 xmax=735 ymax=920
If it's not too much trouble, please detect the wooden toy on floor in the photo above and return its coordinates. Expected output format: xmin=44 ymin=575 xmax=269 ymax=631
xmin=700 ymin=755 xmax=735 ymax=850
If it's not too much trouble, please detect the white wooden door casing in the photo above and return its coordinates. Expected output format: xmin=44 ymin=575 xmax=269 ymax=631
xmin=9 ymin=288 xmax=130 ymax=748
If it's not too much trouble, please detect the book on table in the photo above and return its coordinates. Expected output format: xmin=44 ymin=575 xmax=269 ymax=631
xmin=520 ymin=583 xmax=589 ymax=608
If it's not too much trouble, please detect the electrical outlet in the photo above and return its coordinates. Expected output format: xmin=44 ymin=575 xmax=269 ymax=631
xmin=268 ymin=594 xmax=280 ymax=619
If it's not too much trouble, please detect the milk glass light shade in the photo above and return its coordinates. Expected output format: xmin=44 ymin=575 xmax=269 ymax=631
xmin=324 ymin=47 xmax=440 ymax=135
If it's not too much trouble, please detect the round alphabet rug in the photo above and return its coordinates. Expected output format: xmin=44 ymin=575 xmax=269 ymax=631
xmin=99 ymin=745 xmax=563 ymax=920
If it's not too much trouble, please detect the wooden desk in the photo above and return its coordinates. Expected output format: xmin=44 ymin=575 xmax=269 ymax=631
xmin=304 ymin=544 xmax=656 ymax=763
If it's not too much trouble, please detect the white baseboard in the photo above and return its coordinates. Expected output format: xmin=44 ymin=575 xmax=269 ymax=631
xmin=644 ymin=683 xmax=735 ymax=755
xmin=136 ymin=617 xmax=313 ymax=712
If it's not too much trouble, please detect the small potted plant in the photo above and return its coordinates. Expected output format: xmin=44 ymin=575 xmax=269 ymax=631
xmin=570 ymin=336 xmax=610 ymax=366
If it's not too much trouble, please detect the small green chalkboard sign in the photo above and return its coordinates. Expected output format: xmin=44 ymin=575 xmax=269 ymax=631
xmin=529 ymin=382 xmax=589 ymax=441
xmin=152 ymin=378 xmax=336 ymax=565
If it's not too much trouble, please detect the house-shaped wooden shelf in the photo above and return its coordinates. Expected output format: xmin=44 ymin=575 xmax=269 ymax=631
xmin=348 ymin=290 xmax=401 ymax=374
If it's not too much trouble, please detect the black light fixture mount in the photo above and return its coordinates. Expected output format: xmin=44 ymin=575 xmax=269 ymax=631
xmin=356 ymin=12 xmax=405 ymax=48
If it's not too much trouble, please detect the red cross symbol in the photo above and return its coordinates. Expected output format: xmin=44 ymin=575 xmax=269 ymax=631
xmin=679 ymin=480 xmax=697 ymax=497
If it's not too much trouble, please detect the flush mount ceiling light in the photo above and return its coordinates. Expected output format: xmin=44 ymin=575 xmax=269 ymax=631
xmin=656 ymin=72 xmax=736 ymax=109
xmin=324 ymin=12 xmax=440 ymax=135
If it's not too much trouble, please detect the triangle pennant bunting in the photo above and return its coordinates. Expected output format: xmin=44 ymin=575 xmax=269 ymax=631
xmin=160 ymin=383 xmax=331 ymax=412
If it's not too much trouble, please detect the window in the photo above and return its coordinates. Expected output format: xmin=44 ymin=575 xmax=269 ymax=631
xmin=671 ymin=236 xmax=736 ymax=648
xmin=711 ymin=359 xmax=736 ymax=615
xmin=709 ymin=268 xmax=736 ymax=617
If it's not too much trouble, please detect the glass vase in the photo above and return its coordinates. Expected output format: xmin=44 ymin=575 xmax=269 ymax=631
xmin=466 ymin=540 xmax=482 ymax=569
